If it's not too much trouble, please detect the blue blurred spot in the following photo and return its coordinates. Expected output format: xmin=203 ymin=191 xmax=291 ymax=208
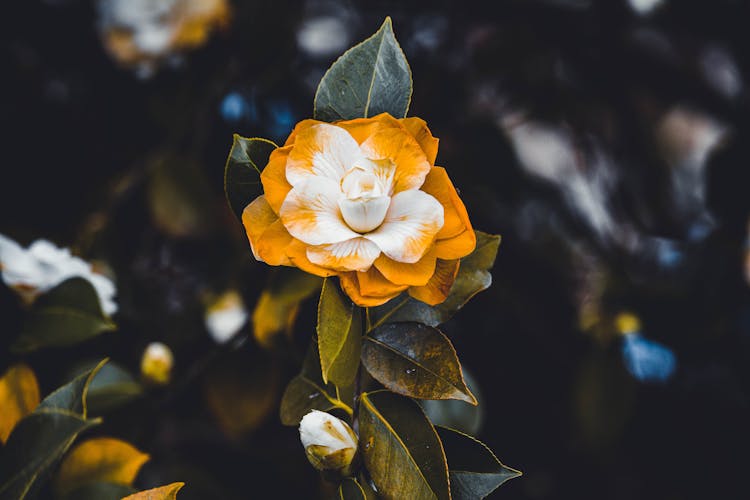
xmin=266 ymin=100 xmax=296 ymax=142
xmin=653 ymin=239 xmax=684 ymax=269
xmin=220 ymin=92 xmax=257 ymax=123
xmin=621 ymin=333 xmax=677 ymax=383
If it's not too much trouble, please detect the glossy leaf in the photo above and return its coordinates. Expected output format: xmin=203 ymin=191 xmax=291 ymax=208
xmin=223 ymin=135 xmax=277 ymax=220
xmin=437 ymin=427 xmax=521 ymax=499
xmin=0 ymin=412 xmax=100 ymax=500
xmin=318 ymin=278 xmax=361 ymax=386
xmin=314 ymin=17 xmax=412 ymax=122
xmin=12 ymin=278 xmax=116 ymax=353
xmin=337 ymin=477 xmax=366 ymax=500
xmin=39 ymin=359 xmax=108 ymax=417
xmin=0 ymin=363 xmax=40 ymax=444
xmin=368 ymin=232 xmax=501 ymax=328
xmin=122 ymin=482 xmax=185 ymax=500
xmin=252 ymin=267 xmax=322 ymax=348
xmin=358 ymin=391 xmax=450 ymax=500
xmin=54 ymin=437 xmax=149 ymax=496
xmin=280 ymin=340 xmax=351 ymax=426
xmin=85 ymin=361 xmax=143 ymax=414
xmin=362 ymin=323 xmax=477 ymax=404
xmin=420 ymin=368 xmax=483 ymax=436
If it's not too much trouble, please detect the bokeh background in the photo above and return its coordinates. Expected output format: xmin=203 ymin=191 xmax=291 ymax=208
xmin=3 ymin=0 xmax=750 ymax=499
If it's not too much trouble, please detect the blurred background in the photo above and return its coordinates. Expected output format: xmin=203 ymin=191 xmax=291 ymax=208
xmin=3 ymin=0 xmax=750 ymax=498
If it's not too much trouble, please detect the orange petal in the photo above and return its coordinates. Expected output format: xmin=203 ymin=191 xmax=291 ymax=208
xmin=339 ymin=271 xmax=404 ymax=307
xmin=434 ymin=229 xmax=477 ymax=260
xmin=357 ymin=267 xmax=409 ymax=297
xmin=408 ymin=259 xmax=460 ymax=305
xmin=242 ymin=196 xmax=282 ymax=261
xmin=421 ymin=167 xmax=472 ymax=240
xmin=337 ymin=113 xmax=402 ymax=144
xmin=359 ymin=127 xmax=431 ymax=193
xmin=373 ymin=250 xmax=437 ymax=287
xmin=401 ymin=117 xmax=439 ymax=165
xmin=307 ymin=238 xmax=381 ymax=272
xmin=286 ymin=239 xmax=337 ymax=277
xmin=260 ymin=145 xmax=293 ymax=214
xmin=283 ymin=119 xmax=325 ymax=146
xmin=254 ymin=219 xmax=295 ymax=266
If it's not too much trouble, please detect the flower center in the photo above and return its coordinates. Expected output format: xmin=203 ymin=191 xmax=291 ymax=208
xmin=338 ymin=166 xmax=390 ymax=233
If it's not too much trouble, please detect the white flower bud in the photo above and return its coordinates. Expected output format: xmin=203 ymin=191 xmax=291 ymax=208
xmin=299 ymin=410 xmax=358 ymax=476
xmin=140 ymin=342 xmax=174 ymax=385
xmin=204 ymin=290 xmax=248 ymax=344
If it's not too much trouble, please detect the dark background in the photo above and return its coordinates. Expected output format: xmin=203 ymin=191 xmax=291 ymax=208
xmin=3 ymin=1 xmax=750 ymax=499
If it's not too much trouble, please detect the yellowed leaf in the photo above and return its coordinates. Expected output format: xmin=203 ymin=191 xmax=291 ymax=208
xmin=54 ymin=437 xmax=150 ymax=496
xmin=122 ymin=482 xmax=185 ymax=500
xmin=0 ymin=363 xmax=40 ymax=443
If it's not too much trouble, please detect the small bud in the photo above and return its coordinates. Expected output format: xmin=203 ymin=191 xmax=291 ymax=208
xmin=204 ymin=290 xmax=248 ymax=344
xmin=615 ymin=312 xmax=641 ymax=336
xmin=140 ymin=342 xmax=174 ymax=385
xmin=299 ymin=410 xmax=358 ymax=476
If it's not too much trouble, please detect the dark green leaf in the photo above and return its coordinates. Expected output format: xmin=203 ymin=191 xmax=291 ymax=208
xmin=362 ymin=323 xmax=476 ymax=404
xmin=318 ymin=279 xmax=361 ymax=386
xmin=437 ymin=427 xmax=521 ymax=499
xmin=336 ymin=478 xmax=366 ymax=500
xmin=223 ymin=135 xmax=278 ymax=220
xmin=12 ymin=278 xmax=116 ymax=353
xmin=314 ymin=17 xmax=412 ymax=122
xmin=280 ymin=340 xmax=351 ymax=426
xmin=0 ymin=411 xmax=100 ymax=500
xmin=358 ymin=391 xmax=450 ymax=500
xmin=61 ymin=481 xmax=136 ymax=500
xmin=39 ymin=359 xmax=108 ymax=418
xmin=368 ymin=232 xmax=501 ymax=328
xmin=420 ymin=368 xmax=483 ymax=436
xmin=85 ymin=362 xmax=143 ymax=414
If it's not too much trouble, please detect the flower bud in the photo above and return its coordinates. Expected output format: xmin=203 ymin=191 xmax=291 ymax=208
xmin=140 ymin=342 xmax=174 ymax=385
xmin=299 ymin=410 xmax=358 ymax=476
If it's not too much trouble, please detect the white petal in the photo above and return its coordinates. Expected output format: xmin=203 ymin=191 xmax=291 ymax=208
xmin=299 ymin=410 xmax=357 ymax=451
xmin=88 ymin=273 xmax=119 ymax=316
xmin=280 ymin=177 xmax=359 ymax=245
xmin=338 ymin=195 xmax=390 ymax=233
xmin=286 ymin=123 xmax=363 ymax=186
xmin=0 ymin=234 xmax=43 ymax=287
xmin=364 ymin=190 xmax=444 ymax=263
xmin=306 ymin=237 xmax=381 ymax=272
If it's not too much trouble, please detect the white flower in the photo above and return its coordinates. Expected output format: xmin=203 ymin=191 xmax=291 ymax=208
xmin=204 ymin=290 xmax=248 ymax=344
xmin=299 ymin=410 xmax=358 ymax=474
xmin=0 ymin=234 xmax=117 ymax=315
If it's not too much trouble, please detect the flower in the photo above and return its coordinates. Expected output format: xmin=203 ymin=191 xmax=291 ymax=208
xmin=204 ymin=290 xmax=248 ymax=344
xmin=140 ymin=342 xmax=174 ymax=385
xmin=242 ymin=113 xmax=476 ymax=306
xmin=299 ymin=410 xmax=358 ymax=475
xmin=0 ymin=234 xmax=118 ymax=315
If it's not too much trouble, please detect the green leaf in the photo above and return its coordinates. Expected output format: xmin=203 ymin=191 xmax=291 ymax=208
xmin=420 ymin=368 xmax=483 ymax=436
xmin=11 ymin=278 xmax=116 ymax=353
xmin=369 ymin=232 xmax=501 ymax=328
xmin=358 ymin=391 xmax=450 ymax=500
xmin=0 ymin=362 xmax=105 ymax=500
xmin=436 ymin=427 xmax=521 ymax=499
xmin=336 ymin=477 xmax=366 ymax=500
xmin=85 ymin=362 xmax=143 ymax=414
xmin=61 ymin=481 xmax=136 ymax=500
xmin=223 ymin=135 xmax=278 ymax=220
xmin=362 ymin=323 xmax=477 ymax=404
xmin=280 ymin=340 xmax=352 ymax=426
xmin=39 ymin=360 xmax=108 ymax=418
xmin=0 ymin=411 xmax=100 ymax=500
xmin=318 ymin=279 xmax=361 ymax=386
xmin=314 ymin=17 xmax=412 ymax=122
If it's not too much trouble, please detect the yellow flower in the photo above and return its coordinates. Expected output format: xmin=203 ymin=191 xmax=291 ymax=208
xmin=242 ymin=113 xmax=475 ymax=306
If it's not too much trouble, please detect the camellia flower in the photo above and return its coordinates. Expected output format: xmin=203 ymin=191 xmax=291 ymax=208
xmin=299 ymin=410 xmax=358 ymax=476
xmin=0 ymin=234 xmax=117 ymax=315
xmin=242 ymin=113 xmax=475 ymax=306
